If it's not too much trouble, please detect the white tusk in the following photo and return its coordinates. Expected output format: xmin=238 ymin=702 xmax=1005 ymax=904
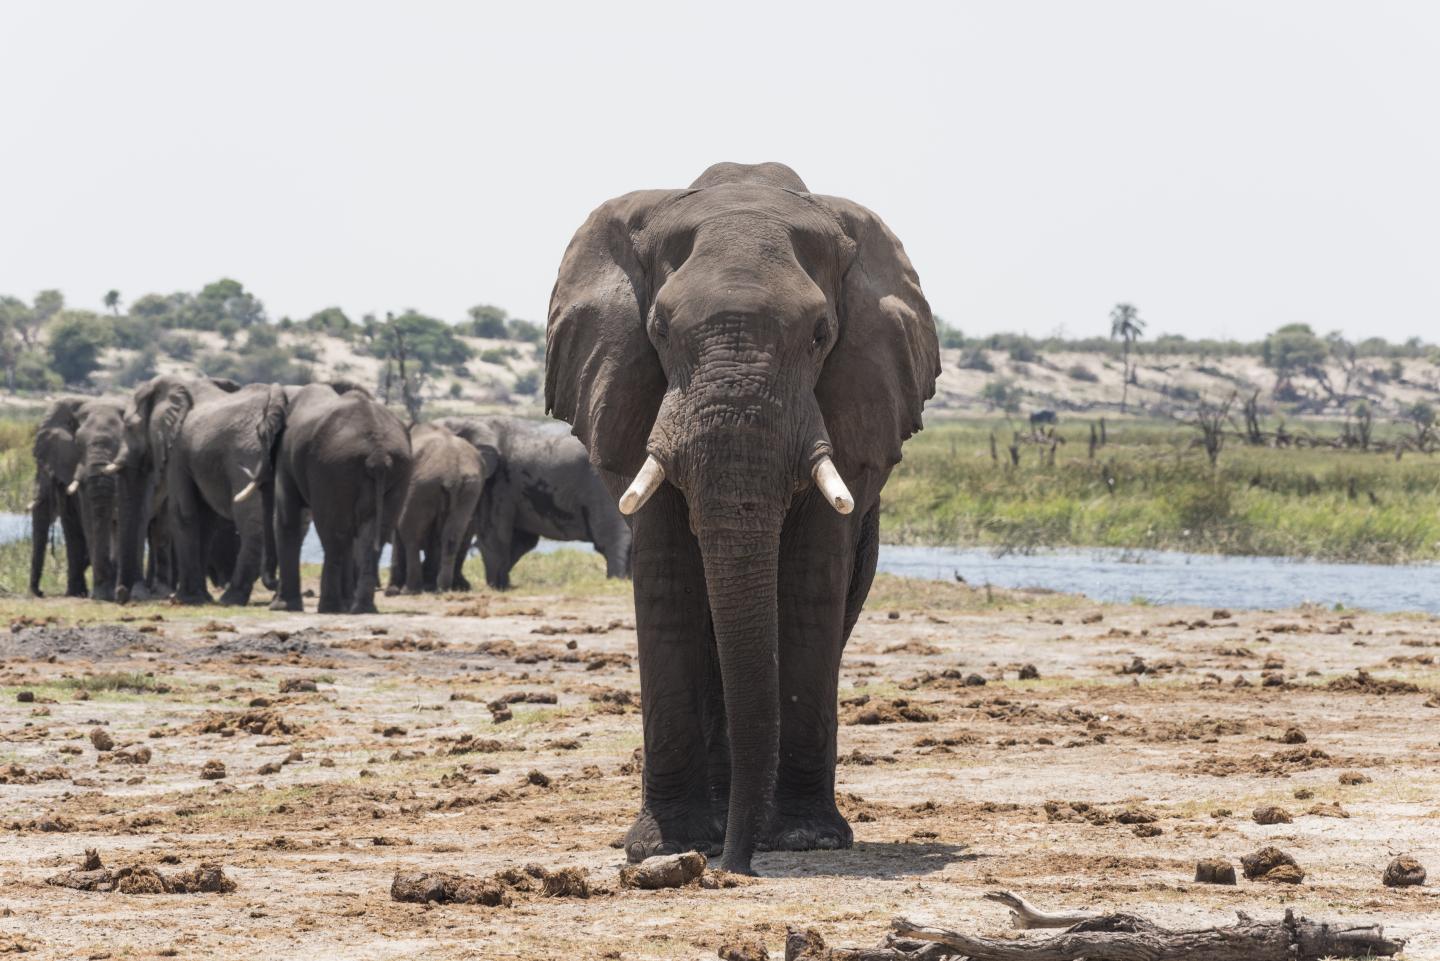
xmin=618 ymin=456 xmax=665 ymax=515
xmin=26 ymin=499 xmax=37 ymax=512
xmin=233 ymin=480 xmax=259 ymax=504
xmin=101 ymin=462 xmax=121 ymax=475
xmin=66 ymin=480 xmax=80 ymax=496
xmin=240 ymin=464 xmax=256 ymax=479
xmin=813 ymin=456 xmax=854 ymax=515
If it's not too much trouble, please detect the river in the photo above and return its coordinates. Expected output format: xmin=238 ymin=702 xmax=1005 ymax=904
xmin=6 ymin=513 xmax=1436 ymax=614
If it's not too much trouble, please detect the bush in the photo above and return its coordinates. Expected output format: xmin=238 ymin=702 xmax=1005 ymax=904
xmin=1067 ymin=364 xmax=1098 ymax=382
xmin=159 ymin=332 xmax=196 ymax=360
xmin=513 ymin=369 xmax=540 ymax=395
xmin=506 ymin=319 xmax=543 ymax=343
xmin=14 ymin=350 xmax=61 ymax=391
xmin=980 ymin=376 xmax=1022 ymax=412
xmin=479 ymin=347 xmax=518 ymax=364
xmin=464 ymin=304 xmax=509 ymax=339
xmin=201 ymin=349 xmax=311 ymax=385
xmin=47 ymin=311 xmax=114 ymax=384
xmin=958 ymin=348 xmax=994 ymax=372
xmin=116 ymin=346 xmax=159 ymax=387
xmin=1007 ymin=342 xmax=1039 ymax=364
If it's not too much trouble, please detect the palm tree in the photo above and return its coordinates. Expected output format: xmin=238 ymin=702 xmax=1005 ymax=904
xmin=1109 ymin=303 xmax=1146 ymax=412
xmin=103 ymin=290 xmax=121 ymax=317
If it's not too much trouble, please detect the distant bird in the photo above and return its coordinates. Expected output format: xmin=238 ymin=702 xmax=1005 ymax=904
xmin=953 ymin=570 xmax=967 ymax=584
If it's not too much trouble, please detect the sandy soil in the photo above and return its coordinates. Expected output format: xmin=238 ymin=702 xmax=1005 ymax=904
xmin=2 ymin=582 xmax=1438 ymax=959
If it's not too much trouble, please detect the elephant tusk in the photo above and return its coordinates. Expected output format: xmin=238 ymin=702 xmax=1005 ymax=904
xmin=101 ymin=462 xmax=122 ymax=475
xmin=813 ymin=456 xmax=854 ymax=515
xmin=233 ymin=480 xmax=259 ymax=504
xmin=66 ymin=480 xmax=80 ymax=496
xmin=619 ymin=455 xmax=664 ymax=515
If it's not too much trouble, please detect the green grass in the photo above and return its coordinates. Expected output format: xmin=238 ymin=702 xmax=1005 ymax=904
xmin=463 ymin=548 xmax=631 ymax=598
xmin=884 ymin=417 xmax=1440 ymax=563
xmin=54 ymin=671 xmax=171 ymax=694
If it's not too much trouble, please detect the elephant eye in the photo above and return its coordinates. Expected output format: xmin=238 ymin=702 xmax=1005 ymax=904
xmin=811 ymin=316 xmax=829 ymax=350
xmin=651 ymin=311 xmax=669 ymax=342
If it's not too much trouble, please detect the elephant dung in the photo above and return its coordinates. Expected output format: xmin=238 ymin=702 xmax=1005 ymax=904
xmin=1194 ymin=859 xmax=1237 ymax=885
xmin=618 ymin=852 xmax=707 ymax=890
xmin=1241 ymin=846 xmax=1304 ymax=884
xmin=1383 ymin=855 xmax=1426 ymax=887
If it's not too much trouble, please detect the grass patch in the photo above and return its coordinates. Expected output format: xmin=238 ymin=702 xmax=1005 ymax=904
xmin=885 ymin=417 xmax=1440 ymax=563
xmin=54 ymin=671 xmax=170 ymax=694
xmin=462 ymin=548 xmax=631 ymax=599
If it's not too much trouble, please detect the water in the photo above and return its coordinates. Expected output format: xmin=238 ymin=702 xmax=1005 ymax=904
xmin=7 ymin=512 xmax=1436 ymax=614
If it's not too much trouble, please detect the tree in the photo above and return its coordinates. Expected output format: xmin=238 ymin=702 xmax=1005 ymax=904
xmin=303 ymin=306 xmax=353 ymax=334
xmin=103 ymin=290 xmax=122 ymax=316
xmin=464 ymin=304 xmax=509 ymax=339
xmin=1262 ymin=323 xmax=1327 ymax=400
xmin=47 ymin=311 xmax=114 ymax=384
xmin=1109 ymin=303 xmax=1146 ymax=412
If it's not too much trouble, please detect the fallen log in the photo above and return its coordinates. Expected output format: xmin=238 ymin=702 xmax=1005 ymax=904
xmin=892 ymin=906 xmax=1404 ymax=961
xmin=981 ymin=891 xmax=1100 ymax=930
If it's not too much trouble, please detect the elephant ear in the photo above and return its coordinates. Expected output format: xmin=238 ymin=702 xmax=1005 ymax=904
xmin=33 ymin=398 xmax=84 ymax=482
xmin=813 ymin=195 xmax=940 ymax=474
xmin=256 ymin=384 xmax=288 ymax=474
xmin=147 ymin=381 xmax=194 ymax=478
xmin=546 ymin=189 xmax=679 ymax=478
xmin=209 ymin=377 xmax=243 ymax=393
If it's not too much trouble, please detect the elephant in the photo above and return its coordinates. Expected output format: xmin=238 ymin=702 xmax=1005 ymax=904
xmin=108 ymin=375 xmax=284 ymax=606
xmin=545 ymin=162 xmax=939 ymax=875
xmin=29 ymin=397 xmax=125 ymax=599
xmin=262 ymin=382 xmax=412 ymax=614
xmin=437 ymin=416 xmax=632 ymax=589
xmin=387 ymin=422 xmax=497 ymax=594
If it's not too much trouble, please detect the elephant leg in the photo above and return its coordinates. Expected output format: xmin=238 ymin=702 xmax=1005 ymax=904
xmin=624 ymin=485 xmax=725 ymax=862
xmin=60 ymin=501 xmax=89 ymax=598
xmin=387 ymin=532 xmax=407 ymax=595
xmin=508 ymin=529 xmax=540 ymax=572
xmin=403 ymin=526 xmax=425 ymax=594
xmin=169 ymin=477 xmax=214 ymax=604
xmin=436 ymin=495 xmax=478 ymax=593
xmin=260 ymin=482 xmax=279 ymax=592
xmin=219 ymin=498 xmax=264 ymax=606
xmin=451 ymin=525 xmax=473 ymax=591
xmin=270 ymin=472 xmax=305 ymax=612
xmin=420 ymin=524 xmax=441 ymax=591
xmin=759 ymin=505 xmax=874 ymax=853
xmin=317 ymin=532 xmax=350 ymax=614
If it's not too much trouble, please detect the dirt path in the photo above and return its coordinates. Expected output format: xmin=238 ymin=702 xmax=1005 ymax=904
xmin=2 ymin=578 xmax=1437 ymax=959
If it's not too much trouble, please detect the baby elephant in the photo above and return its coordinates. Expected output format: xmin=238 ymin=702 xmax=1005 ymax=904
xmin=389 ymin=423 xmax=498 ymax=593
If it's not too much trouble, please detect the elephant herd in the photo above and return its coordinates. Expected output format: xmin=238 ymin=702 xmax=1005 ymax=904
xmin=28 ymin=377 xmax=632 ymax=611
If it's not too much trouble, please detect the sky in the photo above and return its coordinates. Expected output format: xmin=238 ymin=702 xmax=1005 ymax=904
xmin=3 ymin=1 xmax=1438 ymax=343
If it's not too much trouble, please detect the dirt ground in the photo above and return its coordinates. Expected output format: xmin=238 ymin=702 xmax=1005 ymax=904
xmin=2 ymin=572 xmax=1438 ymax=959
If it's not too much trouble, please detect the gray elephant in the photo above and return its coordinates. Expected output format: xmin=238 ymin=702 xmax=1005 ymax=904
xmin=29 ymin=397 xmax=125 ymax=599
xmin=387 ymin=422 xmax=497 ymax=594
xmin=108 ymin=375 xmax=284 ymax=605
xmin=263 ymin=383 xmax=412 ymax=614
xmin=438 ymin=416 xmax=632 ymax=589
xmin=546 ymin=162 xmax=939 ymax=875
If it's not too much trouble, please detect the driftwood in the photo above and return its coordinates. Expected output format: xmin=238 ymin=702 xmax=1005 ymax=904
xmin=892 ymin=906 xmax=1404 ymax=961
xmin=776 ymin=892 xmax=1404 ymax=961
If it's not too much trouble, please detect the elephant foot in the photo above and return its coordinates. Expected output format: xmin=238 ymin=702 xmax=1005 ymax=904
xmin=219 ymin=587 xmax=252 ymax=606
xmin=759 ymin=802 xmax=853 ymax=852
xmin=174 ymin=592 xmax=213 ymax=606
xmin=269 ymin=596 xmax=303 ymax=612
xmin=384 ymin=585 xmax=402 ymax=597
xmin=623 ymin=807 xmax=725 ymax=864
xmin=453 ymin=575 xmax=471 ymax=591
xmin=92 ymin=588 xmax=117 ymax=604
xmin=114 ymin=586 xmax=128 ymax=605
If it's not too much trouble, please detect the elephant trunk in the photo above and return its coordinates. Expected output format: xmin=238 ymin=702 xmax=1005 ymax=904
xmin=29 ymin=485 xmax=52 ymax=596
xmin=80 ymin=475 xmax=119 ymax=601
xmin=114 ymin=471 xmax=149 ymax=603
xmin=691 ymin=474 xmax=785 ymax=876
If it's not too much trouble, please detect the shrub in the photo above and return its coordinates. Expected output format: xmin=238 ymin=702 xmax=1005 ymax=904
xmin=1067 ymin=364 xmax=1098 ymax=382
xmin=513 ymin=369 xmax=540 ymax=395
xmin=958 ymin=348 xmax=994 ymax=372
xmin=47 ymin=311 xmax=114 ymax=384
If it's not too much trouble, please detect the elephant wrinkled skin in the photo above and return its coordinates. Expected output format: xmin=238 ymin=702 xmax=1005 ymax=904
xmin=545 ymin=162 xmax=939 ymax=874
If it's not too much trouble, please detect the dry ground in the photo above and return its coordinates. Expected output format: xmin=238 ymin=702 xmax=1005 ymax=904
xmin=2 ymin=565 xmax=1438 ymax=959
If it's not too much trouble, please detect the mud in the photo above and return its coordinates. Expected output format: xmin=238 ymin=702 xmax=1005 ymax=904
xmin=1 ymin=582 xmax=1438 ymax=958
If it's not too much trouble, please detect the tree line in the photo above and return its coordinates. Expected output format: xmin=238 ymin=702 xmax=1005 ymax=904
xmin=0 ymin=280 xmax=544 ymax=394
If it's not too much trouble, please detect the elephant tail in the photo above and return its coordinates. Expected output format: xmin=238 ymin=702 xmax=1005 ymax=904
xmin=365 ymin=450 xmax=392 ymax=552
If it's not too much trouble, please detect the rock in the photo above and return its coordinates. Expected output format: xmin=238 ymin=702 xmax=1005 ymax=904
xmin=16 ymin=691 xmax=34 ymax=703
xmin=1241 ymin=846 xmax=1304 ymax=884
xmin=279 ymin=678 xmax=318 ymax=693
xmin=1280 ymin=727 xmax=1307 ymax=744
xmin=1252 ymin=805 xmax=1293 ymax=825
xmin=258 ymin=762 xmax=282 ymax=775
xmin=89 ymin=727 xmax=114 ymax=752
xmin=1115 ymin=806 xmax=1158 ymax=824
xmin=1132 ymin=824 xmax=1162 ymax=837
xmin=1194 ymin=859 xmax=1236 ymax=885
xmin=1383 ymin=855 xmax=1426 ymax=888
xmin=619 ymin=852 xmax=707 ymax=890
xmin=963 ymin=673 xmax=987 ymax=687
xmin=1017 ymin=664 xmax=1040 ymax=680
xmin=199 ymin=760 xmax=226 ymax=780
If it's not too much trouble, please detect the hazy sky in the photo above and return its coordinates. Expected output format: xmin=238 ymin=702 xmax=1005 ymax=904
xmin=4 ymin=1 xmax=1438 ymax=342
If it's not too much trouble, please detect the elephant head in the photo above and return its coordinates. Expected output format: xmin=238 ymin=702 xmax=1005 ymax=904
xmin=546 ymin=162 xmax=938 ymax=872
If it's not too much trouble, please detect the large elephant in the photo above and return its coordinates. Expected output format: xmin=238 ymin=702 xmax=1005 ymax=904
xmin=387 ymin=422 xmax=497 ymax=594
xmin=438 ymin=416 xmax=632 ymax=589
xmin=29 ymin=397 xmax=125 ymax=599
xmin=263 ymin=383 xmax=412 ymax=614
xmin=545 ymin=162 xmax=938 ymax=875
xmin=108 ymin=375 xmax=283 ymax=605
